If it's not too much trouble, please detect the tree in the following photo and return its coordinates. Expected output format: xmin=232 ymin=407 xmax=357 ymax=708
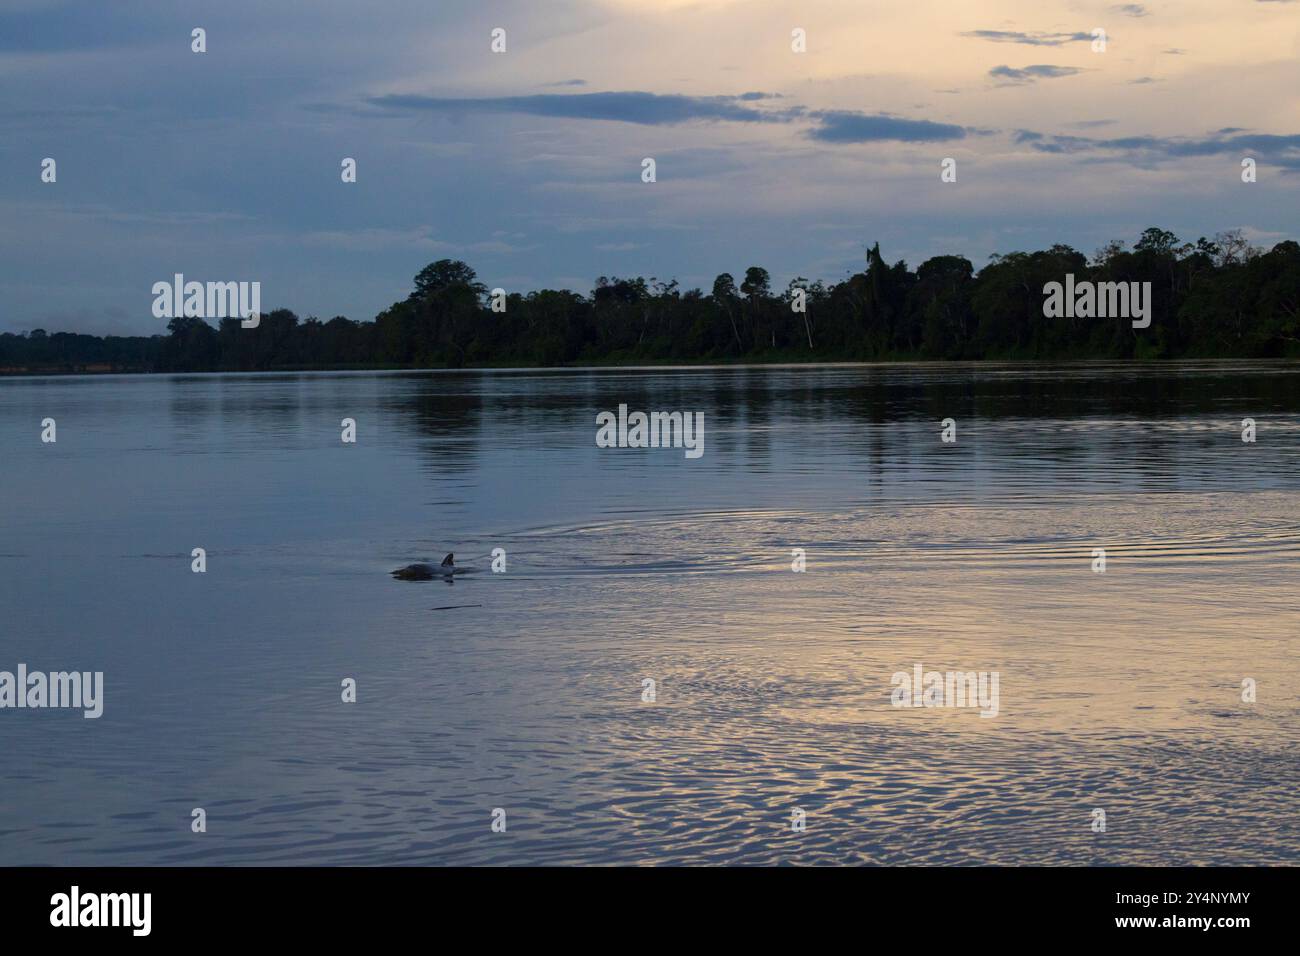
xmin=741 ymin=267 xmax=773 ymax=348
xmin=711 ymin=273 xmax=736 ymax=300
xmin=410 ymin=260 xmax=486 ymax=300
xmin=740 ymin=267 xmax=770 ymax=299
xmin=14 ymin=229 xmax=1300 ymax=374
xmin=1134 ymin=227 xmax=1180 ymax=257
xmin=912 ymin=256 xmax=974 ymax=356
xmin=786 ymin=277 xmax=815 ymax=349
xmin=1213 ymin=229 xmax=1260 ymax=268
xmin=712 ymin=273 xmax=742 ymax=352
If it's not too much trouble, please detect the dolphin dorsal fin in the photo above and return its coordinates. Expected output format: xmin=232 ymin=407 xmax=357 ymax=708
xmin=441 ymin=553 xmax=454 ymax=567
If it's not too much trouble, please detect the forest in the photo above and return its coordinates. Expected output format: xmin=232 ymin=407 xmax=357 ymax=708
xmin=3 ymin=227 xmax=1298 ymax=374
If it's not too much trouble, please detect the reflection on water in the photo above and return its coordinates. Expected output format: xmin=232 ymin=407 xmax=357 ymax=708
xmin=0 ymin=362 xmax=1297 ymax=865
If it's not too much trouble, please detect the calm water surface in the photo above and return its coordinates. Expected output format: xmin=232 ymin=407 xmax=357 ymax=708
xmin=1 ymin=362 xmax=1297 ymax=865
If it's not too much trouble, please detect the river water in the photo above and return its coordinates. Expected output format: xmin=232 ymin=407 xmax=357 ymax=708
xmin=1 ymin=362 xmax=1296 ymax=864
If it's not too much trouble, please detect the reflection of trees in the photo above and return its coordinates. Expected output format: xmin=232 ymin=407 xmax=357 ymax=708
xmin=389 ymin=374 xmax=484 ymax=476
xmin=142 ymin=362 xmax=1298 ymax=495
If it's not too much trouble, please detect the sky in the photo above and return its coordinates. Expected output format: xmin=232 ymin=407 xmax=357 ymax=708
xmin=1 ymin=0 xmax=1298 ymax=335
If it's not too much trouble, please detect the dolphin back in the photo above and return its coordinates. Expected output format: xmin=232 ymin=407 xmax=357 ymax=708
xmin=392 ymin=563 xmax=436 ymax=580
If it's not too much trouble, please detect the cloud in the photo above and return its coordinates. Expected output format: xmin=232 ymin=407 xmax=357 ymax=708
xmin=990 ymin=65 xmax=1085 ymax=84
xmin=4 ymin=0 xmax=1298 ymax=337
xmin=1113 ymin=4 xmax=1149 ymax=16
xmin=961 ymin=30 xmax=1093 ymax=46
xmin=367 ymin=88 xmax=966 ymax=144
xmin=805 ymin=111 xmax=968 ymax=143
xmin=367 ymin=91 xmax=789 ymax=125
xmin=1022 ymin=129 xmax=1300 ymax=170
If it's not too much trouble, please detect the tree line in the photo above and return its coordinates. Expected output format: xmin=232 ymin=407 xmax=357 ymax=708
xmin=3 ymin=227 xmax=1298 ymax=374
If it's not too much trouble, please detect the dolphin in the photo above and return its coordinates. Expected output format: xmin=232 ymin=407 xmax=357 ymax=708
xmin=392 ymin=553 xmax=455 ymax=580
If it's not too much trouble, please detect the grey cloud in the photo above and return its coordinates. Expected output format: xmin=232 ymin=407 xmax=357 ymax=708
xmin=1025 ymin=130 xmax=1300 ymax=170
xmin=805 ymin=112 xmax=968 ymax=143
xmin=368 ymin=89 xmax=965 ymax=144
xmin=961 ymin=30 xmax=1094 ymax=46
xmin=368 ymin=91 xmax=790 ymax=125
xmin=990 ymin=65 xmax=1085 ymax=84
